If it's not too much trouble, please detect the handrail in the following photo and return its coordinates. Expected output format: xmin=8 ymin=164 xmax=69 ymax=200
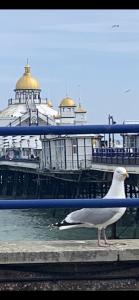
xmin=0 ymin=124 xmax=138 ymax=210
xmin=0 ymin=199 xmax=138 ymax=209
xmin=0 ymin=124 xmax=139 ymax=136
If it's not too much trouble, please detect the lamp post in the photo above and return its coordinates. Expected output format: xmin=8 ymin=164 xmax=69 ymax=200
xmin=35 ymin=138 xmax=37 ymax=149
xmin=12 ymin=140 xmax=16 ymax=159
xmin=35 ymin=138 xmax=38 ymax=157
xmin=108 ymin=114 xmax=116 ymax=148
xmin=19 ymin=140 xmax=22 ymax=159
xmin=27 ymin=139 xmax=30 ymax=159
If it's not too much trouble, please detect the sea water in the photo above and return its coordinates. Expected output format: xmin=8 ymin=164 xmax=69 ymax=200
xmin=0 ymin=208 xmax=138 ymax=241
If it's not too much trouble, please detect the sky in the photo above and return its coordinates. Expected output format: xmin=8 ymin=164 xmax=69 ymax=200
xmin=0 ymin=9 xmax=139 ymax=124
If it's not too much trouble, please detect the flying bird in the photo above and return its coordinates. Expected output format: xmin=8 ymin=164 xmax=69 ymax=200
xmin=112 ymin=24 xmax=119 ymax=28
xmin=51 ymin=167 xmax=128 ymax=247
xmin=124 ymin=89 xmax=131 ymax=93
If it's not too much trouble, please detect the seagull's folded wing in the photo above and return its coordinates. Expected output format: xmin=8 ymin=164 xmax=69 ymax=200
xmin=65 ymin=207 xmax=121 ymax=225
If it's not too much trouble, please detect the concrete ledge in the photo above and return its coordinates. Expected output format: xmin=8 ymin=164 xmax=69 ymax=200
xmin=0 ymin=239 xmax=138 ymax=264
xmin=118 ymin=239 xmax=139 ymax=261
xmin=0 ymin=240 xmax=139 ymax=290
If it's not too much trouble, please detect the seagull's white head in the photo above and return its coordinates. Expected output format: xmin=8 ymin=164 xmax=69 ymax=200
xmin=113 ymin=167 xmax=129 ymax=182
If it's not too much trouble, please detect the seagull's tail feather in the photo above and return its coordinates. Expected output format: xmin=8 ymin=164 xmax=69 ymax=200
xmin=49 ymin=220 xmax=83 ymax=230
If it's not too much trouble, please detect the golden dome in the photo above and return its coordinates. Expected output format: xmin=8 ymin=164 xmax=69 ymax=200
xmin=75 ymin=103 xmax=86 ymax=113
xmin=16 ymin=64 xmax=40 ymax=90
xmin=59 ymin=97 xmax=76 ymax=107
xmin=47 ymin=99 xmax=53 ymax=107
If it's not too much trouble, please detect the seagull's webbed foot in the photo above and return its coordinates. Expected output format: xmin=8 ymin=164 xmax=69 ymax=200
xmin=104 ymin=240 xmax=115 ymax=245
xmin=97 ymin=229 xmax=110 ymax=247
xmin=102 ymin=228 xmax=115 ymax=246
xmin=98 ymin=241 xmax=110 ymax=247
xmin=102 ymin=228 xmax=126 ymax=246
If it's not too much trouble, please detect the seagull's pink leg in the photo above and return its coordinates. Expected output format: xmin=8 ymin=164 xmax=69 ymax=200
xmin=97 ymin=229 xmax=108 ymax=247
xmin=102 ymin=228 xmax=127 ymax=246
xmin=102 ymin=228 xmax=118 ymax=245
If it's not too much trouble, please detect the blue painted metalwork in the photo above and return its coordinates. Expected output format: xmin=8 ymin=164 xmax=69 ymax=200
xmin=0 ymin=199 xmax=138 ymax=209
xmin=1 ymin=124 xmax=139 ymax=136
xmin=0 ymin=124 xmax=138 ymax=210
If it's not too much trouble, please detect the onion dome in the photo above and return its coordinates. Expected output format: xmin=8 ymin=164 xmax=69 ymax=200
xmin=16 ymin=64 xmax=40 ymax=90
xmin=59 ymin=96 xmax=76 ymax=107
xmin=75 ymin=103 xmax=86 ymax=113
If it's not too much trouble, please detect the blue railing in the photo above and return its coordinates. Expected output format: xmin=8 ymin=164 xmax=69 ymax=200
xmin=0 ymin=123 xmax=139 ymax=135
xmin=0 ymin=198 xmax=138 ymax=209
xmin=0 ymin=123 xmax=139 ymax=209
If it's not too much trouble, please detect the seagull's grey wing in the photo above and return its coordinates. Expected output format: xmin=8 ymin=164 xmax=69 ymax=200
xmin=65 ymin=208 xmax=120 ymax=225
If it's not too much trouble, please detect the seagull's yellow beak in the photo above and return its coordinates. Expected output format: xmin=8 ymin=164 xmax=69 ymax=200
xmin=125 ymin=171 xmax=129 ymax=178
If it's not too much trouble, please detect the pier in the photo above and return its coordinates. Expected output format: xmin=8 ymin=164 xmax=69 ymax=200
xmin=0 ymin=240 xmax=138 ymax=290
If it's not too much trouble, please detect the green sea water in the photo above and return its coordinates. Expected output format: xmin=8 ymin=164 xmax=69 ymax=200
xmin=0 ymin=208 xmax=138 ymax=241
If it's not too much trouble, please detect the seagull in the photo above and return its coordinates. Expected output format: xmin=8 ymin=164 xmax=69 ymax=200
xmin=124 ymin=89 xmax=131 ymax=93
xmin=51 ymin=167 xmax=129 ymax=247
xmin=112 ymin=24 xmax=119 ymax=28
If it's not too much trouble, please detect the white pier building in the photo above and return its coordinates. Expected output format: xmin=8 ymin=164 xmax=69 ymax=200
xmin=0 ymin=63 xmax=103 ymax=168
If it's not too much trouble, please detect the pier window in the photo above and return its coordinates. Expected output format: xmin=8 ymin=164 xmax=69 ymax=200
xmin=125 ymin=136 xmax=136 ymax=148
xmin=72 ymin=139 xmax=77 ymax=154
xmin=55 ymin=140 xmax=65 ymax=169
xmin=72 ymin=138 xmax=78 ymax=169
xmin=44 ymin=141 xmax=51 ymax=169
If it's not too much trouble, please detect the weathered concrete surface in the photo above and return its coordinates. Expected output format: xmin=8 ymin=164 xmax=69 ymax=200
xmin=118 ymin=240 xmax=139 ymax=261
xmin=0 ymin=240 xmax=139 ymax=290
xmin=0 ymin=239 xmax=138 ymax=264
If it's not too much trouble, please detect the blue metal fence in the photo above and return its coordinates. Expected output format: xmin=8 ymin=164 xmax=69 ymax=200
xmin=0 ymin=124 xmax=139 ymax=209
xmin=0 ymin=199 xmax=138 ymax=209
xmin=2 ymin=123 xmax=139 ymax=135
